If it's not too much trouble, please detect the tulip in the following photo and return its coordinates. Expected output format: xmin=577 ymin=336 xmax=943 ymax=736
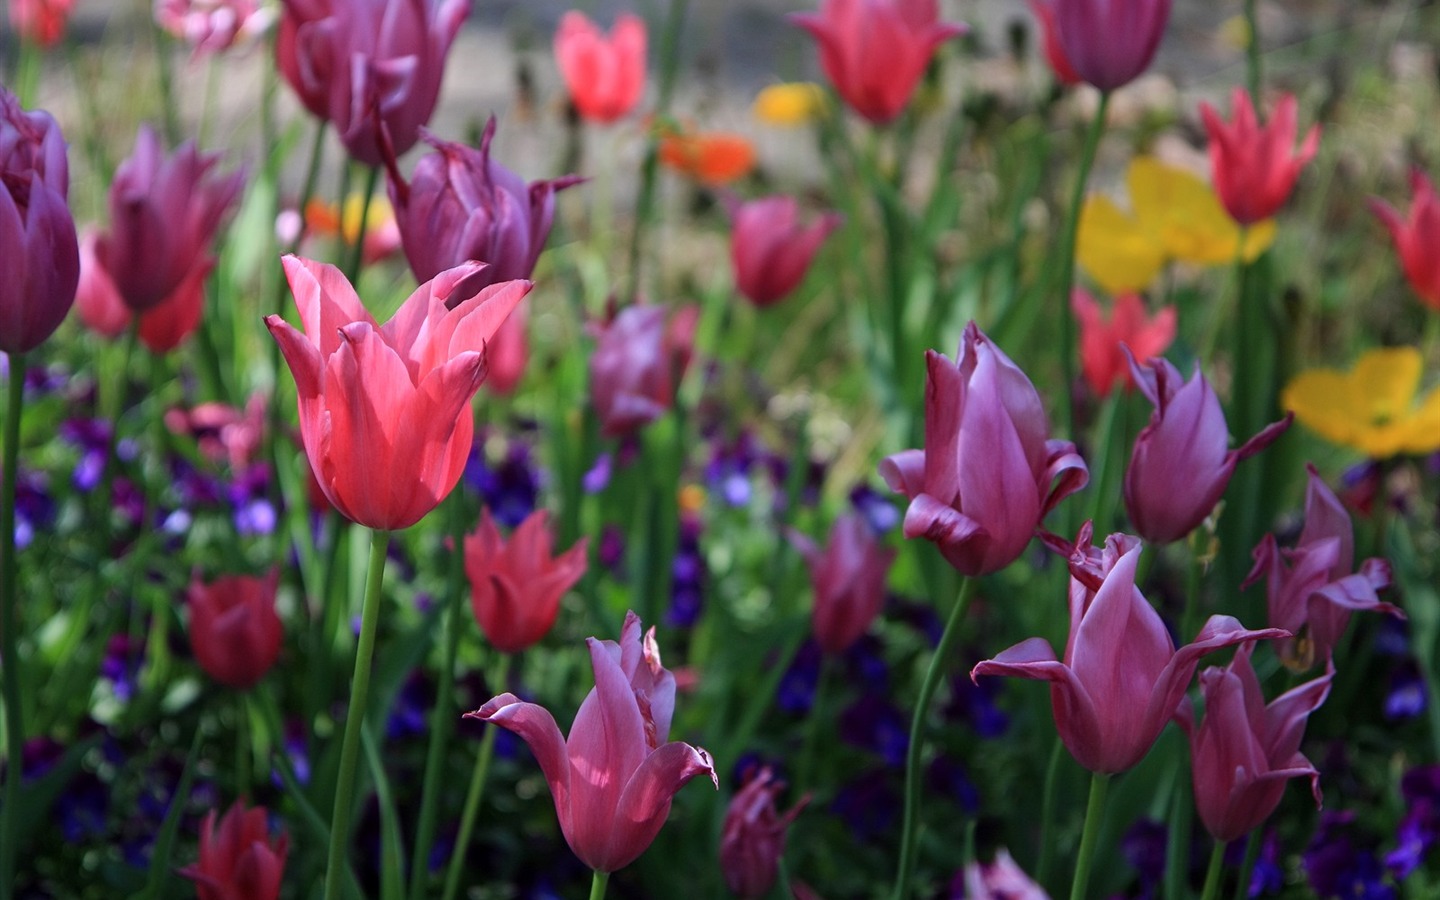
xmin=76 ymin=229 xmax=215 ymax=353
xmin=879 ymin=322 xmax=1089 ymax=576
xmin=973 ymin=527 xmax=1285 ymax=774
xmin=589 ymin=304 xmax=699 ymax=438
xmin=1371 ymin=168 xmax=1440 ymax=312
xmin=720 ymin=768 xmax=809 ymax=899
xmin=275 ymin=0 xmax=470 ymax=166
xmin=9 ymin=0 xmax=75 ymax=48
xmin=1071 ymin=289 xmax=1175 ymax=397
xmin=1123 ymin=353 xmax=1290 ymax=545
xmin=265 ymin=256 xmax=528 ymax=530
xmin=553 ymin=11 xmax=647 ymax=124
xmin=154 ymin=0 xmax=276 ymax=58
xmin=1200 ymin=89 xmax=1319 ymax=226
xmin=187 ymin=570 xmax=283 ymax=690
xmin=464 ymin=507 xmax=588 ymax=654
xmin=790 ymin=0 xmax=966 ymax=124
xmin=1246 ymin=464 xmax=1399 ymax=670
xmin=0 ymin=87 xmax=79 ymax=355
xmin=178 ymin=800 xmax=289 ymax=900
xmin=95 ymin=125 xmax=244 ymax=312
xmin=1029 ymin=1 xmax=1080 ymax=87
xmin=787 ymin=513 xmax=895 ymax=656
xmin=728 ymin=195 xmax=842 ymax=307
xmin=1052 ymin=0 xmax=1171 ymax=93
xmin=467 ymin=611 xmax=718 ymax=873
xmin=1178 ymin=642 xmax=1331 ymax=843
xmin=960 ymin=848 xmax=1050 ymax=900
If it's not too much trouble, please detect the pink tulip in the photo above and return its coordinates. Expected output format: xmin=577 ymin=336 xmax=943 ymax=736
xmin=1178 ymin=642 xmax=1331 ymax=843
xmin=553 ymin=11 xmax=647 ymax=124
xmin=973 ymin=527 xmax=1285 ymax=774
xmin=464 ymin=507 xmax=588 ymax=653
xmin=1371 ymin=168 xmax=1440 ymax=312
xmin=1029 ymin=1 xmax=1079 ymax=87
xmin=1053 ymin=0 xmax=1170 ymax=92
xmin=788 ymin=513 xmax=895 ymax=655
xmin=1200 ymin=89 xmax=1319 ymax=226
xmin=729 ymin=195 xmax=841 ymax=307
xmin=187 ymin=571 xmax=283 ymax=690
xmin=76 ymin=228 xmax=215 ymax=353
xmin=1071 ymin=289 xmax=1176 ymax=397
xmin=154 ymin=0 xmax=276 ymax=58
xmin=1123 ymin=353 xmax=1290 ymax=544
xmin=960 ymin=848 xmax=1050 ymax=899
xmin=1246 ymin=464 xmax=1399 ymax=670
xmin=178 ymin=801 xmax=289 ymax=900
xmin=791 ymin=0 xmax=966 ymax=124
xmin=468 ymin=611 xmax=717 ymax=873
xmin=265 ymin=256 xmax=528 ymax=530
xmin=9 ymin=0 xmax=75 ymax=48
xmin=720 ymin=767 xmax=809 ymax=899
xmin=879 ymin=322 xmax=1089 ymax=576
xmin=589 ymin=304 xmax=699 ymax=438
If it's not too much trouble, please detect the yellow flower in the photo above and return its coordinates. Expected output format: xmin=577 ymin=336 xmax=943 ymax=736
xmin=1076 ymin=156 xmax=1276 ymax=294
xmin=1282 ymin=346 xmax=1440 ymax=458
xmin=753 ymin=82 xmax=827 ymax=126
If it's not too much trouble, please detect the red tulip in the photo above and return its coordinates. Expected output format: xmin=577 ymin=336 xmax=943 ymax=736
xmin=76 ymin=228 xmax=215 ymax=353
xmin=468 ymin=611 xmax=718 ymax=873
xmin=589 ymin=303 xmax=699 ymax=438
xmin=9 ymin=0 xmax=75 ymax=48
xmin=179 ymin=801 xmax=289 ymax=900
xmin=1200 ymin=89 xmax=1319 ymax=226
xmin=265 ymin=256 xmax=528 ymax=530
xmin=720 ymin=767 xmax=809 ymax=899
xmin=973 ymin=527 xmax=1285 ymax=774
xmin=1371 ymin=168 xmax=1440 ymax=312
xmin=788 ymin=513 xmax=895 ymax=656
xmin=1029 ymin=1 xmax=1079 ymax=87
xmin=553 ymin=11 xmax=647 ymax=124
xmin=879 ymin=322 xmax=1088 ymax=576
xmin=790 ymin=0 xmax=966 ymax=124
xmin=464 ymin=507 xmax=588 ymax=653
xmin=187 ymin=571 xmax=282 ymax=690
xmin=729 ymin=195 xmax=841 ymax=307
xmin=1071 ymin=289 xmax=1175 ymax=397
xmin=1053 ymin=0 xmax=1171 ymax=92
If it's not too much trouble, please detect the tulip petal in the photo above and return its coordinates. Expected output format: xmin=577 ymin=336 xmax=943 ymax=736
xmin=467 ymin=694 xmax=573 ymax=840
xmin=281 ymin=255 xmax=376 ymax=360
xmin=597 ymin=740 xmax=717 ymax=872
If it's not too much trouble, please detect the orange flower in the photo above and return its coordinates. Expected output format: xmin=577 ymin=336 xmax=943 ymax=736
xmin=658 ymin=128 xmax=756 ymax=185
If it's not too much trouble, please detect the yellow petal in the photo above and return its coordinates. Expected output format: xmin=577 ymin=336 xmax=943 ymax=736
xmin=1283 ymin=369 xmax=1373 ymax=451
xmin=753 ymin=82 xmax=827 ymax=126
xmin=1240 ymin=220 xmax=1276 ymax=261
xmin=1400 ymin=383 xmax=1440 ymax=454
xmin=1352 ymin=346 xmax=1423 ymax=417
xmin=1076 ymin=195 xmax=1166 ymax=294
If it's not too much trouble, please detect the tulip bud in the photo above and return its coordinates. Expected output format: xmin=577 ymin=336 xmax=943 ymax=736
xmin=77 ymin=228 xmax=215 ymax=354
xmin=464 ymin=508 xmax=587 ymax=654
xmin=1200 ymin=89 xmax=1319 ymax=226
xmin=187 ymin=570 xmax=283 ymax=690
xmin=788 ymin=513 xmax=895 ymax=656
xmin=1053 ymin=0 xmax=1171 ymax=93
xmin=728 ymin=195 xmax=841 ymax=307
xmin=720 ymin=768 xmax=808 ymax=899
xmin=553 ymin=11 xmax=647 ymax=124
xmin=178 ymin=801 xmax=289 ymax=900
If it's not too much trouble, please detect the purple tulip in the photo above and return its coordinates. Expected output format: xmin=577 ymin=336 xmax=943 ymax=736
xmin=879 ymin=321 xmax=1088 ymax=576
xmin=589 ymin=304 xmax=698 ymax=438
xmin=719 ymin=767 xmax=808 ymax=899
xmin=1054 ymin=0 xmax=1171 ymax=93
xmin=0 ymin=86 xmax=78 ymax=354
xmin=787 ymin=513 xmax=895 ymax=656
xmin=728 ymin=195 xmax=841 ymax=307
xmin=1123 ymin=353 xmax=1290 ymax=545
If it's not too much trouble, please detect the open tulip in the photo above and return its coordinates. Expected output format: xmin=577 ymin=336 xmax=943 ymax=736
xmin=790 ymin=0 xmax=966 ymax=124
xmin=1071 ymin=289 xmax=1175 ymax=397
xmin=265 ymin=256 xmax=528 ymax=530
xmin=155 ymin=0 xmax=275 ymax=58
xmin=720 ymin=767 xmax=809 ymax=899
xmin=589 ymin=303 xmax=699 ymax=438
xmin=961 ymin=848 xmax=1050 ymax=900
xmin=178 ymin=800 xmax=289 ymax=900
xmin=468 ymin=611 xmax=718 ymax=873
xmin=464 ymin=507 xmax=587 ymax=653
xmin=1053 ymin=0 xmax=1171 ymax=93
xmin=1200 ymin=88 xmax=1319 ymax=226
xmin=553 ymin=11 xmax=647 ymax=124
xmin=187 ymin=570 xmax=283 ymax=690
xmin=879 ymin=322 xmax=1088 ymax=576
xmin=973 ymin=527 xmax=1285 ymax=774
xmin=1124 ymin=353 xmax=1290 ymax=544
xmin=728 ymin=195 xmax=841 ymax=307
xmin=1371 ymin=168 xmax=1440 ymax=312
xmin=788 ymin=513 xmax=895 ymax=655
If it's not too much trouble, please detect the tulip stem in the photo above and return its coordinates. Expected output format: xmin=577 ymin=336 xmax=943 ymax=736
xmin=0 ymin=351 xmax=28 ymax=900
xmin=1069 ymin=772 xmax=1111 ymax=900
xmin=439 ymin=653 xmax=510 ymax=900
xmin=797 ymin=655 xmax=837 ymax=795
xmin=321 ymin=527 xmax=391 ymax=900
xmin=589 ymin=869 xmax=610 ymax=900
xmin=345 ymin=165 xmax=381 ymax=287
xmin=1035 ymin=738 xmax=1065 ymax=889
xmin=1232 ymin=830 xmax=1261 ymax=900
xmin=1199 ymin=839 xmax=1227 ymax=900
xmin=1243 ymin=0 xmax=1263 ymax=102
xmin=891 ymin=576 xmax=977 ymax=900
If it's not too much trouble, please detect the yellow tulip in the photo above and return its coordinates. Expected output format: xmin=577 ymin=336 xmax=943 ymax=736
xmin=1282 ymin=346 xmax=1440 ymax=458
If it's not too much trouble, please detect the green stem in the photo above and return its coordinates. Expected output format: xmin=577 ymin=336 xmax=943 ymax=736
xmin=1069 ymin=772 xmax=1111 ymax=900
xmin=153 ymin=28 xmax=182 ymax=147
xmin=344 ymin=165 xmax=381 ymax=287
xmin=589 ymin=869 xmax=610 ymax=900
xmin=797 ymin=655 xmax=837 ymax=795
xmin=1163 ymin=769 xmax=1193 ymax=900
xmin=1199 ymin=839 xmax=1227 ymax=900
xmin=235 ymin=692 xmax=251 ymax=800
xmin=0 ymin=351 xmax=28 ymax=900
xmin=1035 ymin=738 xmax=1065 ymax=889
xmin=439 ymin=654 xmax=510 ymax=900
xmin=321 ymin=527 xmax=391 ymax=900
xmin=1243 ymin=0 xmax=1263 ymax=101
xmin=891 ymin=577 xmax=978 ymax=900
xmin=1232 ymin=830 xmax=1261 ymax=900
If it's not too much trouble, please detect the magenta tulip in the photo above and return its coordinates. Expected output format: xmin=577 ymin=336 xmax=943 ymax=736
xmin=960 ymin=848 xmax=1050 ymax=900
xmin=720 ymin=767 xmax=808 ymax=899
xmin=1053 ymin=0 xmax=1171 ymax=93
xmin=728 ymin=195 xmax=841 ymax=307
xmin=788 ymin=513 xmax=895 ymax=655
xmin=589 ymin=304 xmax=699 ymax=438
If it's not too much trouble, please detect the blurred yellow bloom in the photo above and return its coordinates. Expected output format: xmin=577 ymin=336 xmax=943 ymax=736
xmin=1282 ymin=346 xmax=1440 ymax=458
xmin=1077 ymin=156 xmax=1276 ymax=294
xmin=753 ymin=82 xmax=827 ymax=126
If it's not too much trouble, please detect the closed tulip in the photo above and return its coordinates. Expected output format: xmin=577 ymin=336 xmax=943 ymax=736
xmin=9 ymin=0 xmax=75 ymax=48
xmin=178 ymin=801 xmax=289 ymax=900
xmin=76 ymin=228 xmax=214 ymax=353
xmin=553 ymin=11 xmax=647 ymax=124
xmin=0 ymin=87 xmax=79 ymax=355
xmin=879 ymin=322 xmax=1089 ymax=576
xmin=265 ymin=256 xmax=528 ymax=530
xmin=1029 ymin=1 xmax=1079 ymax=87
xmin=468 ymin=611 xmax=718 ymax=873
xmin=1071 ymin=289 xmax=1175 ymax=397
xmin=1123 ymin=353 xmax=1290 ymax=544
xmin=589 ymin=304 xmax=699 ymax=438
xmin=729 ymin=195 xmax=841 ymax=307
xmin=790 ymin=0 xmax=966 ymax=124
xmin=788 ymin=513 xmax=895 ymax=656
xmin=973 ymin=527 xmax=1284 ymax=774
xmin=275 ymin=0 xmax=470 ymax=166
xmin=1053 ymin=0 xmax=1170 ymax=93
xmin=464 ymin=507 xmax=587 ymax=653
xmin=1200 ymin=89 xmax=1319 ymax=226
xmin=720 ymin=768 xmax=808 ymax=899
xmin=187 ymin=571 xmax=282 ymax=690
xmin=1371 ymin=168 xmax=1440 ymax=312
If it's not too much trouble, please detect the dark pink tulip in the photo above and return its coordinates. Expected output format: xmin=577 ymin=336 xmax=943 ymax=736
xmin=1177 ymin=642 xmax=1330 ymax=843
xmin=879 ymin=322 xmax=1089 ymax=576
xmin=729 ymin=195 xmax=841 ymax=307
xmin=0 ymin=87 xmax=79 ymax=355
xmin=589 ymin=304 xmax=699 ymax=438
xmin=468 ymin=611 xmax=718 ymax=873
xmin=973 ymin=527 xmax=1285 ymax=774
xmin=464 ymin=507 xmax=587 ymax=654
xmin=95 ymin=125 xmax=243 ymax=312
xmin=1200 ymin=88 xmax=1319 ymax=226
xmin=1124 ymin=353 xmax=1291 ymax=545
xmin=1053 ymin=0 xmax=1171 ymax=93
xmin=788 ymin=513 xmax=895 ymax=656
xmin=720 ymin=767 xmax=809 ymax=899
xmin=790 ymin=0 xmax=966 ymax=124
xmin=1246 ymin=464 xmax=1399 ymax=670
xmin=1371 ymin=168 xmax=1440 ymax=312
xmin=179 ymin=801 xmax=288 ymax=900
xmin=76 ymin=228 xmax=215 ymax=353
xmin=1029 ymin=0 xmax=1079 ymax=87
xmin=275 ymin=0 xmax=470 ymax=166
xmin=187 ymin=570 xmax=283 ymax=690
